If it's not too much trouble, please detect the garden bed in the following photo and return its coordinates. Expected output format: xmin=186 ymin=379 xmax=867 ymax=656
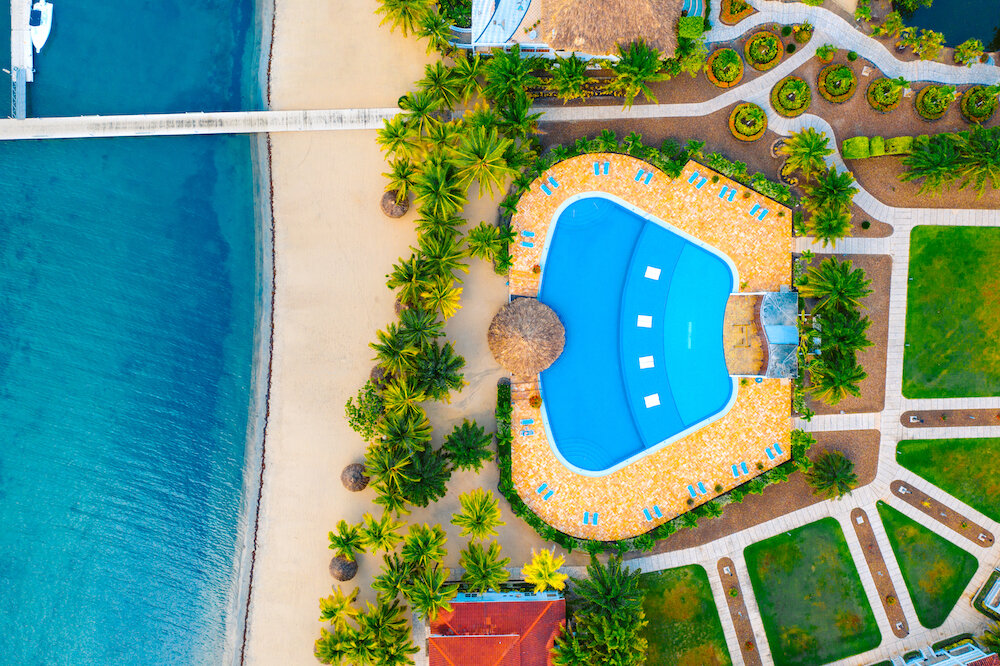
xmin=771 ymin=76 xmax=812 ymax=117
xmin=896 ymin=437 xmax=1000 ymax=522
xmin=744 ymin=31 xmax=782 ymax=71
xmin=818 ymin=64 xmax=857 ymax=103
xmin=720 ymin=0 xmax=755 ymax=24
xmin=706 ymin=48 xmax=744 ymax=88
xmin=866 ymin=77 xmax=903 ymax=113
xmin=961 ymin=85 xmax=998 ymax=124
xmin=915 ymin=85 xmax=956 ymax=121
xmin=729 ymin=103 xmax=767 ymax=141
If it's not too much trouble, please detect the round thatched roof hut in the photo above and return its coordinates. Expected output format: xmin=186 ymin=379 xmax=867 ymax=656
xmin=329 ymin=556 xmax=358 ymax=581
xmin=488 ymin=298 xmax=565 ymax=378
xmin=341 ymin=463 xmax=370 ymax=492
xmin=381 ymin=190 xmax=409 ymax=218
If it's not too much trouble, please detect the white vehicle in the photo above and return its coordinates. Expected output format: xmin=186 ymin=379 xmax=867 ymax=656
xmin=29 ymin=0 xmax=53 ymax=53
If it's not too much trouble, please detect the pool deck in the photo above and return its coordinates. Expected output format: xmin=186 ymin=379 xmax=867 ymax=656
xmin=509 ymin=154 xmax=793 ymax=540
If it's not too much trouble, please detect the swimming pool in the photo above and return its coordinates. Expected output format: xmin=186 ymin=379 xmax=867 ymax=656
xmin=538 ymin=193 xmax=737 ymax=475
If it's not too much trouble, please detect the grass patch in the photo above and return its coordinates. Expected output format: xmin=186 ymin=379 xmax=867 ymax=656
xmin=876 ymin=502 xmax=978 ymax=628
xmin=745 ymin=518 xmax=880 ymax=666
xmin=639 ymin=565 xmax=732 ymax=666
xmin=903 ymin=226 xmax=1000 ymax=398
xmin=896 ymin=437 xmax=1000 ymax=521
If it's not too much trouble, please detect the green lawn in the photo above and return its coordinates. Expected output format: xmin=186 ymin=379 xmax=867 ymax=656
xmin=744 ymin=518 xmax=881 ymax=666
xmin=639 ymin=565 xmax=732 ymax=666
xmin=876 ymin=501 xmax=978 ymax=628
xmin=896 ymin=437 xmax=1000 ymax=521
xmin=903 ymin=226 xmax=1000 ymax=398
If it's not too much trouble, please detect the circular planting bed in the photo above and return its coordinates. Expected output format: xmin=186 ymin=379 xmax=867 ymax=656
xmin=706 ymin=48 xmax=745 ymax=88
xmin=771 ymin=76 xmax=812 ymax=117
xmin=744 ymin=31 xmax=782 ymax=71
xmin=915 ymin=85 xmax=956 ymax=121
xmin=721 ymin=0 xmax=755 ymax=24
xmin=729 ymin=103 xmax=768 ymax=141
xmin=818 ymin=64 xmax=857 ymax=103
xmin=961 ymin=85 xmax=998 ymax=124
xmin=866 ymin=77 xmax=903 ymax=113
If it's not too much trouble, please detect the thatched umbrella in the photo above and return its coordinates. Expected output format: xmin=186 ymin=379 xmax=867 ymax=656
xmin=341 ymin=463 xmax=370 ymax=492
xmin=542 ymin=0 xmax=681 ymax=57
xmin=329 ymin=556 xmax=358 ymax=581
xmin=381 ymin=190 xmax=409 ymax=218
xmin=488 ymin=298 xmax=565 ymax=378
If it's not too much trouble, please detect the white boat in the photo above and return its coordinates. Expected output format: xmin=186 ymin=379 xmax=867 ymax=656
xmin=29 ymin=0 xmax=53 ymax=54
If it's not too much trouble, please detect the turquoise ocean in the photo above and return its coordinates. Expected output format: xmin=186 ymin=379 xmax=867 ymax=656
xmin=0 ymin=0 xmax=269 ymax=663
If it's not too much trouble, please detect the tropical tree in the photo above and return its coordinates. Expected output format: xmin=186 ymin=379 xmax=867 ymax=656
xmin=548 ymin=54 xmax=589 ymax=102
xmin=411 ymin=340 xmax=466 ymax=401
xmin=677 ymin=37 xmax=709 ymax=77
xmin=778 ymin=128 xmax=833 ymax=183
xmin=872 ymin=11 xmax=904 ymax=39
xmin=352 ymin=599 xmax=417 ymax=666
xmin=377 ymin=115 xmax=419 ymax=159
xmin=420 ymin=277 xmax=463 ymax=320
xmin=383 ymin=158 xmax=417 ymax=204
xmin=399 ymin=446 xmax=452 ymax=507
xmin=424 ymin=120 xmax=463 ymax=153
xmin=897 ymin=26 xmax=920 ymax=52
xmin=417 ymin=9 xmax=452 ymax=56
xmin=451 ymin=52 xmax=484 ymax=103
xmin=802 ymin=167 xmax=857 ymax=214
xmin=372 ymin=553 xmax=412 ymax=602
xmin=370 ymin=322 xmax=418 ymax=376
xmin=523 ymin=548 xmax=569 ymax=592
xmin=796 ymin=257 xmax=872 ymax=313
xmin=954 ymin=125 xmax=1000 ymax=195
xmin=345 ymin=380 xmax=385 ymax=442
xmin=817 ymin=307 xmax=873 ymax=355
xmin=465 ymin=221 xmax=502 ymax=262
xmin=806 ymin=450 xmax=858 ymax=498
xmin=402 ymin=523 xmax=448 ymax=570
xmin=375 ymin=0 xmax=431 ymax=37
xmin=398 ymin=90 xmax=441 ymax=137
xmin=360 ymin=512 xmax=404 ymax=553
xmin=442 ymin=419 xmax=493 ymax=471
xmin=954 ymin=38 xmax=985 ymax=66
xmin=405 ymin=565 xmax=458 ymax=620
xmin=607 ymin=41 xmax=668 ymax=108
xmin=413 ymin=158 xmax=467 ymax=218
xmin=496 ymin=91 xmax=543 ymax=139
xmin=809 ymin=354 xmax=867 ymax=404
xmin=809 ymin=205 xmax=853 ymax=246
xmin=378 ymin=408 xmax=432 ymax=451
xmin=328 ymin=520 xmax=366 ymax=562
xmin=460 ymin=540 xmax=511 ymax=592
xmin=381 ymin=375 xmax=428 ymax=421
xmin=314 ymin=626 xmax=354 ymax=665
xmin=900 ymin=133 xmax=961 ymax=194
xmin=451 ymin=488 xmax=505 ymax=540
xmin=366 ymin=441 xmax=416 ymax=495
xmin=319 ymin=586 xmax=359 ymax=629
xmin=399 ymin=306 xmax=445 ymax=348
xmin=915 ymin=29 xmax=945 ymax=60
xmin=980 ymin=622 xmax=1000 ymax=653
xmin=452 ymin=125 xmax=515 ymax=197
xmin=416 ymin=230 xmax=469 ymax=279
xmin=483 ymin=45 xmax=543 ymax=103
xmin=386 ymin=254 xmax=432 ymax=308
xmin=418 ymin=61 xmax=461 ymax=109
xmin=573 ymin=555 xmax=644 ymax=618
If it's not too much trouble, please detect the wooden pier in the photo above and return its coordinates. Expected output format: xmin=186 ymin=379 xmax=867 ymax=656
xmin=10 ymin=0 xmax=33 ymax=119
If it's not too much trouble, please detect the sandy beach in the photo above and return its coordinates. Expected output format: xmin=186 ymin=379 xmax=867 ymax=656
xmin=244 ymin=2 xmax=577 ymax=662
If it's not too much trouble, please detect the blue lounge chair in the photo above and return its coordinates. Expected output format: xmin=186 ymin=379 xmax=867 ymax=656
xmin=697 ymin=481 xmax=707 ymax=495
xmin=592 ymin=512 xmax=599 ymax=525
xmin=719 ymin=186 xmax=729 ymax=199
xmin=643 ymin=508 xmax=653 ymax=521
xmin=593 ymin=162 xmax=601 ymax=175
xmin=520 ymin=418 xmax=534 ymax=425
xmin=583 ymin=512 xmax=590 ymax=525
xmin=732 ymin=464 xmax=740 ymax=478
xmin=653 ymin=505 xmax=663 ymax=518
xmin=688 ymin=171 xmax=700 ymax=184
xmin=520 ymin=240 xmax=533 ymax=248
xmin=774 ymin=442 xmax=784 ymax=455
xmin=635 ymin=169 xmax=646 ymax=181
xmin=687 ymin=485 xmax=697 ymax=499
xmin=749 ymin=203 xmax=760 ymax=216
xmin=644 ymin=171 xmax=653 ymax=185
xmin=540 ymin=184 xmax=552 ymax=196
xmin=536 ymin=483 xmax=547 ymax=494
xmin=741 ymin=462 xmax=749 ymax=475
xmin=727 ymin=189 xmax=737 ymax=202
xmin=543 ymin=490 xmax=554 ymax=500
xmin=548 ymin=176 xmax=560 ymax=188
xmin=765 ymin=447 xmax=775 ymax=461
xmin=521 ymin=230 xmax=535 ymax=237
xmin=520 ymin=429 xmax=534 ymax=436
xmin=696 ymin=177 xmax=708 ymax=189
xmin=603 ymin=161 xmax=610 ymax=174
xmin=757 ymin=208 xmax=769 ymax=221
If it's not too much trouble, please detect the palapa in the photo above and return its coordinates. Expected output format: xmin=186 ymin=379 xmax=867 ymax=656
xmin=488 ymin=298 xmax=565 ymax=378
xmin=340 ymin=463 xmax=370 ymax=492
xmin=541 ymin=0 xmax=682 ymax=57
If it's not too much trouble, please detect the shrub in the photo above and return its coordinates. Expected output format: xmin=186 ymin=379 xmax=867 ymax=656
xmin=793 ymin=22 xmax=813 ymax=43
xmin=815 ymin=44 xmax=836 ymax=62
xmin=781 ymin=25 xmax=792 ymax=36
xmin=961 ymin=85 xmax=999 ymax=124
xmin=885 ymin=136 xmax=914 ymax=155
xmin=706 ymin=48 xmax=744 ymax=88
xmin=786 ymin=43 xmax=797 ymax=53
xmin=842 ymin=136 xmax=870 ymax=159
xmin=729 ymin=102 xmax=768 ymax=141
xmin=916 ymin=84 xmax=957 ymax=120
xmin=915 ymin=134 xmax=930 ymax=148
xmin=678 ymin=16 xmax=706 ymax=39
xmin=744 ymin=31 xmax=782 ymax=71
xmin=818 ymin=64 xmax=857 ymax=103
xmin=866 ymin=77 xmax=904 ymax=113
xmin=869 ymin=135 xmax=885 ymax=157
xmin=847 ymin=50 xmax=858 ymax=61
xmin=861 ymin=220 xmax=871 ymax=229
xmin=771 ymin=76 xmax=812 ymax=117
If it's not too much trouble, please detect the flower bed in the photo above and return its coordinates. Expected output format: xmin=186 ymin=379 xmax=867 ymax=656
xmin=729 ymin=102 xmax=767 ymax=141
xmin=866 ymin=77 xmax=903 ymax=113
xmin=721 ymin=0 xmax=755 ymax=23
xmin=744 ymin=31 xmax=782 ymax=71
xmin=771 ymin=76 xmax=812 ymax=117
xmin=818 ymin=64 xmax=857 ymax=103
xmin=961 ymin=85 xmax=998 ymax=124
xmin=915 ymin=85 xmax=955 ymax=121
xmin=705 ymin=48 xmax=744 ymax=88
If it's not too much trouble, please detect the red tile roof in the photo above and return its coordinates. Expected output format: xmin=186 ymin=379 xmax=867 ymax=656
xmin=970 ymin=656 xmax=1000 ymax=666
xmin=428 ymin=598 xmax=566 ymax=666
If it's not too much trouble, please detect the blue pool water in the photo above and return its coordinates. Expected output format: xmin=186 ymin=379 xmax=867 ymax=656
xmin=0 ymin=0 xmax=266 ymax=663
xmin=538 ymin=196 xmax=735 ymax=474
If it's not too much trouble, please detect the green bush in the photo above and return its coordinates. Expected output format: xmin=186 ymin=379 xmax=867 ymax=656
xmin=869 ymin=135 xmax=885 ymax=157
xmin=842 ymin=136 xmax=870 ymax=159
xmin=786 ymin=43 xmax=797 ymax=53
xmin=781 ymin=25 xmax=793 ymax=36
xmin=885 ymin=136 xmax=914 ymax=155
xmin=678 ymin=16 xmax=705 ymax=39
xmin=847 ymin=50 xmax=858 ymax=61
xmin=915 ymin=134 xmax=930 ymax=148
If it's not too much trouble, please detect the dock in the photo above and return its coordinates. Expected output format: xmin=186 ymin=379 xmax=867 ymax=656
xmin=10 ymin=0 xmax=33 ymax=119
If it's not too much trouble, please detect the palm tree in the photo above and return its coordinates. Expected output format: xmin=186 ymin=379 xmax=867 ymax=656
xmin=901 ymin=133 xmax=960 ymax=194
xmin=366 ymin=441 xmax=416 ymax=493
xmin=573 ymin=555 xmax=644 ymax=618
xmin=399 ymin=445 xmax=452 ymax=507
xmin=402 ymin=523 xmax=448 ymax=570
xmin=597 ymin=128 xmax=618 ymax=152
xmin=360 ymin=512 xmax=404 ymax=553
xmin=319 ymin=586 xmax=359 ymax=629
xmin=378 ymin=408 xmax=432 ymax=451
xmin=417 ymin=9 xmax=453 ymax=56
xmin=711 ymin=47 xmax=740 ymax=76
xmin=809 ymin=205 xmax=853 ymax=247
xmin=382 ymin=158 xmax=417 ymax=204
xmin=328 ymin=520 xmax=366 ymax=562
xmin=778 ymin=128 xmax=833 ymax=183
xmin=451 ymin=488 xmax=505 ymax=540
xmin=452 ymin=125 xmax=515 ymax=197
xmin=399 ymin=306 xmax=445 ymax=348
xmin=376 ymin=115 xmax=419 ymax=159
xmin=415 ymin=211 xmax=464 ymax=239
xmin=372 ymin=553 xmax=411 ymax=602
xmin=607 ymin=40 xmax=668 ymax=108
xmin=873 ymin=11 xmax=904 ymax=39
xmin=684 ymin=139 xmax=706 ymax=161
xmin=424 ymin=120 xmax=462 ymax=153
xmin=803 ymin=167 xmax=857 ymax=214
xmin=460 ymin=540 xmax=511 ymax=592
xmin=955 ymin=38 xmax=985 ymax=66
xmin=418 ymin=61 xmax=461 ymax=109
xmin=411 ymin=340 xmax=466 ymax=401
xmin=915 ymin=29 xmax=945 ymax=60
xmin=797 ymin=257 xmax=872 ymax=313
xmin=381 ymin=375 xmax=428 ymax=420
xmin=372 ymin=478 xmax=410 ymax=517
xmin=314 ymin=626 xmax=354 ymax=665
xmin=442 ymin=419 xmax=493 ymax=472
xmin=551 ymin=626 xmax=589 ymax=666
xmin=465 ymin=221 xmax=501 ymax=262
xmin=496 ymin=91 xmax=542 ymax=139
xmin=375 ymin=0 xmax=431 ymax=37
xmin=370 ymin=322 xmax=418 ymax=376
xmin=451 ymin=53 xmax=484 ymax=103
xmin=809 ymin=355 xmax=866 ymax=405
xmin=523 ymin=549 xmax=568 ymax=592
xmin=897 ymin=26 xmax=920 ymax=52
xmin=548 ymin=54 xmax=589 ymax=102
xmin=386 ymin=254 xmax=432 ymax=308
xmin=420 ymin=276 xmax=463 ymax=320
xmin=353 ymin=598 xmax=415 ymax=666
xmin=954 ymin=125 xmax=1000 ymax=195
xmin=398 ymin=90 xmax=441 ymax=137
xmin=483 ymin=45 xmax=543 ymax=103
xmin=405 ymin=565 xmax=459 ymax=621
xmin=413 ymin=160 xmax=467 ymax=219
xmin=979 ymin=622 xmax=1000 ymax=653
xmin=416 ymin=230 xmax=469 ymax=279
xmin=806 ymin=450 xmax=858 ymax=498
xmin=817 ymin=307 xmax=872 ymax=355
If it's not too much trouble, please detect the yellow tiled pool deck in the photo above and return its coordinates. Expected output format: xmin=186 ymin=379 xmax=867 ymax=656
xmin=508 ymin=154 xmax=793 ymax=540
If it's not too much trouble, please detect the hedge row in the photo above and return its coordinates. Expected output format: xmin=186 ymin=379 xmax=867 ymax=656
xmin=494 ymin=382 xmax=816 ymax=553
xmin=842 ymin=134 xmax=919 ymax=159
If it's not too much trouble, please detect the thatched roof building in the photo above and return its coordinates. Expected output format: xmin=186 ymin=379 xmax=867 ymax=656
xmin=541 ymin=0 xmax=682 ymax=57
xmin=488 ymin=298 xmax=565 ymax=378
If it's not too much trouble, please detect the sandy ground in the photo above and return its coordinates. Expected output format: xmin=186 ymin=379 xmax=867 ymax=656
xmin=244 ymin=2 xmax=584 ymax=663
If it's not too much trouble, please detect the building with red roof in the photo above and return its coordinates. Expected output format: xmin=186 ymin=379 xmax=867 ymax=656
xmin=427 ymin=591 xmax=566 ymax=666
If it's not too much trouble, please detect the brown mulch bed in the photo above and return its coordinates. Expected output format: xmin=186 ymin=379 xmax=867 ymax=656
xmin=851 ymin=507 xmax=910 ymax=638
xmin=901 ymin=408 xmax=1000 ymax=428
xmin=638 ymin=430 xmax=880 ymax=555
xmin=718 ymin=557 xmax=764 ymax=666
xmin=804 ymin=254 xmax=890 ymax=416
xmin=890 ymin=480 xmax=995 ymax=547
xmin=848 ymin=201 xmax=894 ymax=237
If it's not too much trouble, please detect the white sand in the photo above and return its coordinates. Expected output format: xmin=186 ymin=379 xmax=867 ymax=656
xmin=244 ymin=2 xmax=581 ymax=663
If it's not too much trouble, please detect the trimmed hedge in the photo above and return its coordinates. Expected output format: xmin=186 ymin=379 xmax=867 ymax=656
xmin=679 ymin=16 xmax=706 ymax=39
xmin=869 ymin=135 xmax=885 ymax=157
xmin=842 ymin=136 xmax=870 ymax=159
xmin=842 ymin=134 xmax=915 ymax=159
xmin=885 ymin=136 xmax=913 ymax=155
